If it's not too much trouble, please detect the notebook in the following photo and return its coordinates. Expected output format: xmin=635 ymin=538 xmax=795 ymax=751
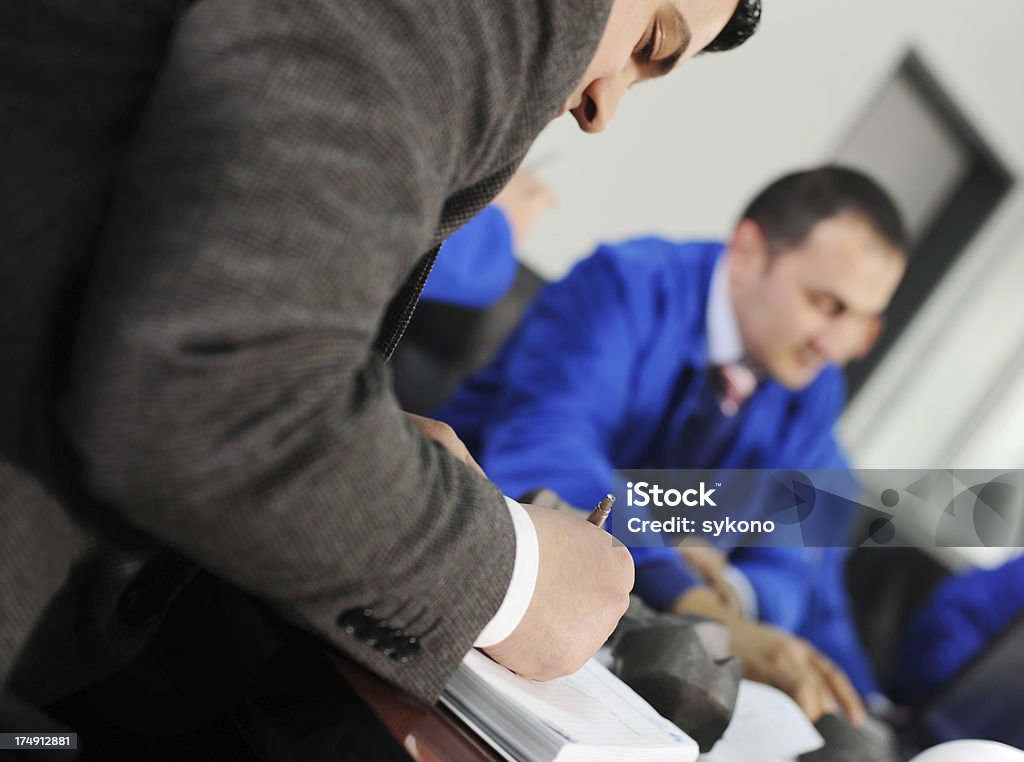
xmin=441 ymin=649 xmax=700 ymax=762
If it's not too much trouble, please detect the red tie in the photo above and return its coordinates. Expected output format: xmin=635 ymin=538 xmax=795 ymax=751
xmin=714 ymin=363 xmax=758 ymax=417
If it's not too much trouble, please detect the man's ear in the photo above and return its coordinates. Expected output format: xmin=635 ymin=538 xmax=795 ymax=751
xmin=852 ymin=316 xmax=885 ymax=360
xmin=728 ymin=218 xmax=769 ymax=279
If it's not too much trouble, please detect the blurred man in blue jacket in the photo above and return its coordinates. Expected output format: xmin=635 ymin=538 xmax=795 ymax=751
xmin=439 ymin=166 xmax=908 ymax=724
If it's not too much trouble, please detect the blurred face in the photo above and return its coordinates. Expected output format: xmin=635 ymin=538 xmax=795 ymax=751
xmin=729 ymin=213 xmax=907 ymax=390
xmin=562 ymin=0 xmax=740 ymax=133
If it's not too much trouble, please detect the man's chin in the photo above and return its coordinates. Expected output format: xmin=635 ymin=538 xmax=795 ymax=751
xmin=772 ymin=362 xmax=820 ymax=391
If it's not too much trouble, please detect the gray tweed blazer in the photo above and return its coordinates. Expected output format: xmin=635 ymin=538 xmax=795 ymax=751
xmin=0 ymin=0 xmax=608 ymax=705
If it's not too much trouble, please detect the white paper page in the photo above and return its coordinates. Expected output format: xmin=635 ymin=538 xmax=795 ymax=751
xmin=700 ymin=680 xmax=824 ymax=762
xmin=460 ymin=650 xmax=699 ymax=755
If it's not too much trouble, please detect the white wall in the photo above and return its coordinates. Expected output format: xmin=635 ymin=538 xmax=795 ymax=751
xmin=514 ymin=0 xmax=1024 ymax=473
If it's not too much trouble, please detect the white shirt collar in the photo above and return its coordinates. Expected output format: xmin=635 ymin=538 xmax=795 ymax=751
xmin=706 ymin=252 xmax=744 ymax=365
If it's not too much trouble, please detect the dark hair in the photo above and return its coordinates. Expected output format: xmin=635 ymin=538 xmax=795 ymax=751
xmin=740 ymin=166 xmax=908 ymax=255
xmin=704 ymin=0 xmax=762 ymax=53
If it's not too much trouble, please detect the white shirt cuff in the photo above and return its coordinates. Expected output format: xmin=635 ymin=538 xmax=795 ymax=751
xmin=474 ymin=496 xmax=540 ymax=648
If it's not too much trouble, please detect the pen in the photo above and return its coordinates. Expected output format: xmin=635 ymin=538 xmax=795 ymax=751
xmin=586 ymin=493 xmax=615 ymax=529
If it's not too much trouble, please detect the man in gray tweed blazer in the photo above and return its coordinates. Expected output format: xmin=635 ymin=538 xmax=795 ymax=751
xmin=0 ymin=0 xmax=758 ymax=752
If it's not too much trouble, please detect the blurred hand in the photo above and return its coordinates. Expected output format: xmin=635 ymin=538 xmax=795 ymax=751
xmin=730 ymin=619 xmax=865 ymax=726
xmin=493 ymin=171 xmax=557 ymax=248
xmin=483 ymin=502 xmax=633 ymax=681
xmin=671 ymin=586 xmax=866 ymax=726
xmin=677 ymin=543 xmax=744 ymax=618
xmin=404 ymin=413 xmax=485 ymax=477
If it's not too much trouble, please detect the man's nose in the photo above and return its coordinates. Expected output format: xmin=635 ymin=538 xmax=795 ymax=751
xmin=576 ymin=67 xmax=635 ymax=133
xmin=811 ymin=319 xmax=857 ymax=364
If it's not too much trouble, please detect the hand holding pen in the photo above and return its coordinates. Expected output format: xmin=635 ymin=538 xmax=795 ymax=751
xmin=483 ymin=492 xmax=632 ymax=680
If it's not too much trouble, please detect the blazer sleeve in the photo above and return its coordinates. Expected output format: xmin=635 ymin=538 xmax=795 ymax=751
xmin=64 ymin=0 xmax=520 ymax=703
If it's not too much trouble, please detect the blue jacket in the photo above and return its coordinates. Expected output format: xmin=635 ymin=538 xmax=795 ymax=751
xmin=439 ymin=238 xmax=880 ymax=695
xmin=891 ymin=554 xmax=1024 ymax=707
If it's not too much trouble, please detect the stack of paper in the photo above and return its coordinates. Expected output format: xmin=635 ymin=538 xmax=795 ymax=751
xmin=700 ymin=680 xmax=824 ymax=762
xmin=441 ymin=650 xmax=700 ymax=762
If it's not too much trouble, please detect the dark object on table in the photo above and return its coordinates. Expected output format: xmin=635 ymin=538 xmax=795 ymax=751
xmin=609 ymin=597 xmax=741 ymax=753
